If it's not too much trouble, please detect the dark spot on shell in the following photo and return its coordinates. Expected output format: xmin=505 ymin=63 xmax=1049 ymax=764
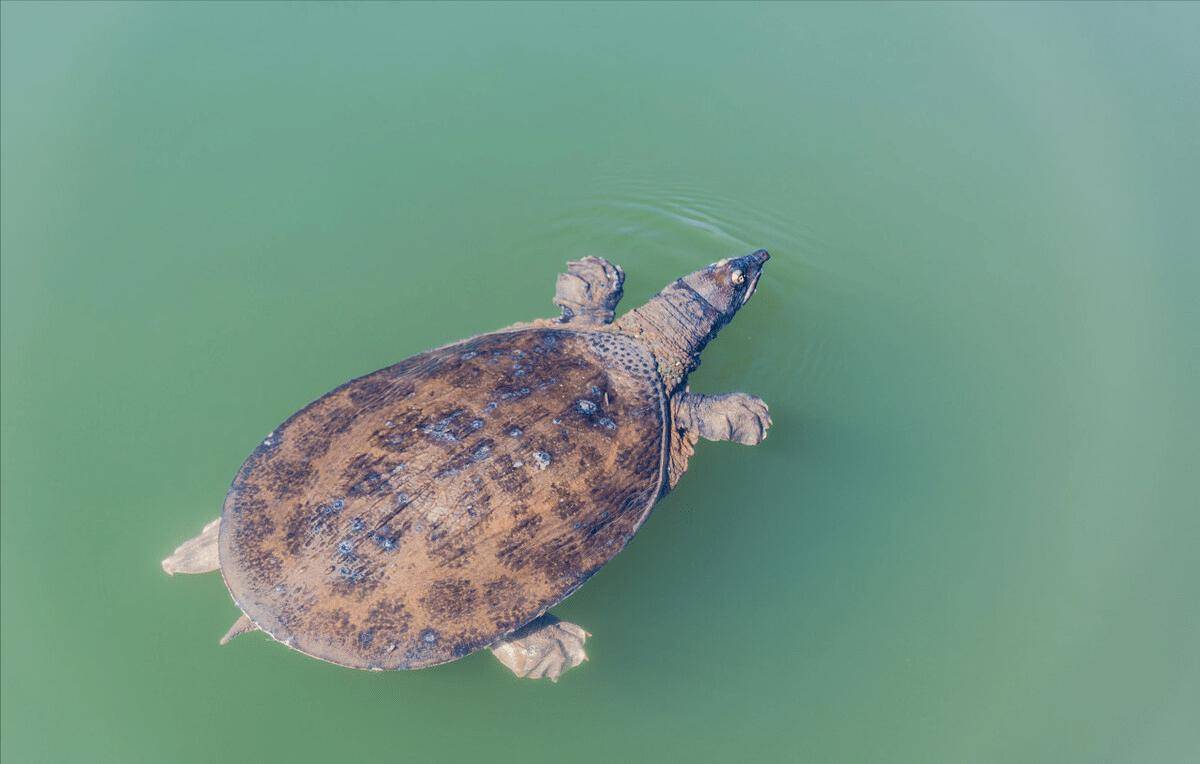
xmin=554 ymin=495 xmax=583 ymax=520
xmin=537 ymin=535 xmax=585 ymax=584
xmin=428 ymin=538 xmax=476 ymax=568
xmin=421 ymin=579 xmax=478 ymax=620
xmin=231 ymin=546 xmax=282 ymax=588
xmin=369 ymin=531 xmax=399 ymax=551
xmin=267 ymin=459 xmax=316 ymax=499
xmin=347 ymin=377 xmax=392 ymax=407
xmin=578 ymin=444 xmax=603 ymax=466
xmin=403 ymin=628 xmax=444 ymax=665
xmin=358 ymin=629 xmax=375 ymax=647
xmin=483 ymin=576 xmax=528 ymax=612
xmin=374 ymin=410 xmax=421 ymax=453
xmin=497 ymin=515 xmax=543 ymax=571
xmin=420 ymin=409 xmax=466 ymax=442
xmin=332 ymin=562 xmax=381 ymax=597
xmin=343 ymin=453 xmax=393 ymax=496
xmin=365 ymin=598 xmax=411 ymax=636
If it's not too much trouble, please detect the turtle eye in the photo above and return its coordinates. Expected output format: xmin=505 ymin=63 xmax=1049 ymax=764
xmin=730 ymin=269 xmax=745 ymax=286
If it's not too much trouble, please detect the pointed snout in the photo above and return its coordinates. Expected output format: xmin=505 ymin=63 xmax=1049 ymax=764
xmin=733 ymin=249 xmax=769 ymax=304
xmin=731 ymin=249 xmax=770 ymax=275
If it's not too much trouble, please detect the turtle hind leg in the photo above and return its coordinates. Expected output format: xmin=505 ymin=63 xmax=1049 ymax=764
xmin=554 ymin=257 xmax=625 ymax=325
xmin=489 ymin=614 xmax=590 ymax=682
xmin=676 ymin=391 xmax=772 ymax=446
xmin=161 ymin=517 xmax=221 ymax=575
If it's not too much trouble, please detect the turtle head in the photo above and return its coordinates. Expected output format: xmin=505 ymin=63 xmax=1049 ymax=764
xmin=614 ymin=249 xmax=770 ymax=392
xmin=679 ymin=249 xmax=770 ymax=321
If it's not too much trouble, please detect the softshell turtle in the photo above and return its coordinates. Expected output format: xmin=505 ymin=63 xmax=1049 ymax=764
xmin=164 ymin=251 xmax=772 ymax=681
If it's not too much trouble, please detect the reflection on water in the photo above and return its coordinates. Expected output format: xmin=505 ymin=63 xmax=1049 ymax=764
xmin=553 ymin=175 xmax=815 ymax=253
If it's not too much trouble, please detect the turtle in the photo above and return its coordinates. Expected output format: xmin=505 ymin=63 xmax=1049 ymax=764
xmin=163 ymin=250 xmax=772 ymax=681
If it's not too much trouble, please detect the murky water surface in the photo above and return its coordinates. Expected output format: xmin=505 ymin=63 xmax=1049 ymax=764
xmin=3 ymin=4 xmax=1197 ymax=762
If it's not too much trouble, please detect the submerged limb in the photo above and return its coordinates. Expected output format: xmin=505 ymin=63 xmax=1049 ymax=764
xmin=489 ymin=614 xmax=590 ymax=682
xmin=675 ymin=391 xmax=771 ymax=446
xmin=161 ymin=517 xmax=221 ymax=575
xmin=219 ymin=614 xmax=257 ymax=645
xmin=554 ymin=257 xmax=625 ymax=325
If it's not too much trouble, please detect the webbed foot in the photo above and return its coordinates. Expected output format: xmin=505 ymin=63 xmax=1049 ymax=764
xmin=554 ymin=257 xmax=625 ymax=325
xmin=162 ymin=517 xmax=221 ymax=575
xmin=678 ymin=392 xmax=772 ymax=445
xmin=489 ymin=614 xmax=590 ymax=682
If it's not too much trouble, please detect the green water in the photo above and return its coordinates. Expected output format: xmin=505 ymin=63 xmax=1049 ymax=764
xmin=3 ymin=3 xmax=1198 ymax=762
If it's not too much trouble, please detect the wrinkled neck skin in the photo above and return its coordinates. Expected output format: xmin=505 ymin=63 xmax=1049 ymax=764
xmin=614 ymin=280 xmax=729 ymax=394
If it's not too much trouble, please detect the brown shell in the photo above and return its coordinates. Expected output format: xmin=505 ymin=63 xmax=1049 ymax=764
xmin=218 ymin=327 xmax=667 ymax=669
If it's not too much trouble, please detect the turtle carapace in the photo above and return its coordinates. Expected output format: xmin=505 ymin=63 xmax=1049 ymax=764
xmin=163 ymin=252 xmax=772 ymax=681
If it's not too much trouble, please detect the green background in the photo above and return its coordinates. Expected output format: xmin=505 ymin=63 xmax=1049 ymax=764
xmin=3 ymin=2 xmax=1197 ymax=762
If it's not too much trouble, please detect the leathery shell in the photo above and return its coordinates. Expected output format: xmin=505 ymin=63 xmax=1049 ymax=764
xmin=219 ymin=328 xmax=667 ymax=669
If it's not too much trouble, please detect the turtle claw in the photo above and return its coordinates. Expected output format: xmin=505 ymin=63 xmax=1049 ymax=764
xmin=162 ymin=518 xmax=221 ymax=575
xmin=713 ymin=393 xmax=772 ymax=445
xmin=490 ymin=614 xmax=590 ymax=682
xmin=554 ymin=256 xmax=625 ymax=325
xmin=680 ymin=392 xmax=772 ymax=446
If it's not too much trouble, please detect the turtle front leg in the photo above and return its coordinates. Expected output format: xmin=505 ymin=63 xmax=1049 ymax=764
xmin=161 ymin=517 xmax=221 ymax=575
xmin=489 ymin=614 xmax=590 ymax=682
xmin=676 ymin=391 xmax=772 ymax=446
xmin=554 ymin=257 xmax=625 ymax=325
